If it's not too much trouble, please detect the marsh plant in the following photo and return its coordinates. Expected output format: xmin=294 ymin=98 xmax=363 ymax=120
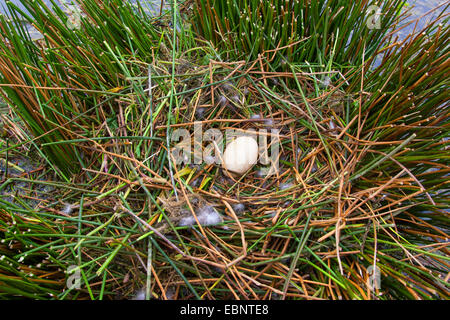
xmin=0 ymin=0 xmax=448 ymax=300
xmin=0 ymin=0 xmax=164 ymax=178
xmin=194 ymin=0 xmax=407 ymax=68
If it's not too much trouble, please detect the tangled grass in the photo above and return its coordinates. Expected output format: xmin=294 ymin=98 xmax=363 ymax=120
xmin=0 ymin=0 xmax=448 ymax=299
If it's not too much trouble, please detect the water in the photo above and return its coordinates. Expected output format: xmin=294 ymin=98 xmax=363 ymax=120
xmin=397 ymin=0 xmax=449 ymax=37
xmin=407 ymin=0 xmax=448 ymax=24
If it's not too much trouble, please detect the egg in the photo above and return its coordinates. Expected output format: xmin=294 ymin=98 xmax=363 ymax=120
xmin=222 ymin=136 xmax=258 ymax=175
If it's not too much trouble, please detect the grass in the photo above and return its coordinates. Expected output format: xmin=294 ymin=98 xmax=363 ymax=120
xmin=193 ymin=0 xmax=407 ymax=69
xmin=0 ymin=0 xmax=448 ymax=300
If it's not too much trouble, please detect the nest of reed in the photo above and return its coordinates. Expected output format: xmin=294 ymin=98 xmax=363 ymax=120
xmin=0 ymin=0 xmax=448 ymax=300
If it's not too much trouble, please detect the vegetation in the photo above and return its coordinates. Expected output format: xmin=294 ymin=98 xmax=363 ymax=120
xmin=0 ymin=0 xmax=448 ymax=300
xmin=194 ymin=0 xmax=406 ymax=68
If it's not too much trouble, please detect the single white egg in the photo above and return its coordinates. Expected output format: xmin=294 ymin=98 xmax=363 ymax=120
xmin=222 ymin=136 xmax=258 ymax=175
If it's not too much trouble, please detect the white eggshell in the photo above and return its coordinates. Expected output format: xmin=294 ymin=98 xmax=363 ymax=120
xmin=222 ymin=136 xmax=258 ymax=174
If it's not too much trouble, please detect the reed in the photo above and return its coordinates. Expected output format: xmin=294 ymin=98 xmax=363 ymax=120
xmin=0 ymin=0 xmax=448 ymax=300
xmin=0 ymin=0 xmax=163 ymax=177
xmin=193 ymin=0 xmax=407 ymax=69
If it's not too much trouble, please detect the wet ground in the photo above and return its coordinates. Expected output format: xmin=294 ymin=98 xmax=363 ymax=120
xmin=0 ymin=155 xmax=56 ymax=211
